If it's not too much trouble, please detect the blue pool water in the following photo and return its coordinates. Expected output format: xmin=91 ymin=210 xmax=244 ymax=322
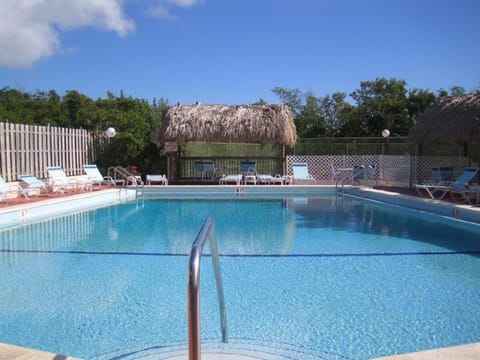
xmin=0 ymin=196 xmax=480 ymax=359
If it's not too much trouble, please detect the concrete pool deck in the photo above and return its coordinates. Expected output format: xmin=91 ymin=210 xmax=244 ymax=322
xmin=1 ymin=185 xmax=479 ymax=359
xmin=0 ymin=342 xmax=79 ymax=360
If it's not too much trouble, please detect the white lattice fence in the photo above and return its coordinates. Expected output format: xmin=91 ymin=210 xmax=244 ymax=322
xmin=286 ymin=155 xmax=472 ymax=187
xmin=286 ymin=155 xmax=380 ymax=184
xmin=412 ymin=156 xmax=469 ymax=184
xmin=378 ymin=155 xmax=411 ymax=187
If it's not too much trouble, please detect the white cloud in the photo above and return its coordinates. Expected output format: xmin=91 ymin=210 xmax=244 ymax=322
xmin=147 ymin=0 xmax=203 ymax=20
xmin=147 ymin=4 xmax=178 ymax=21
xmin=166 ymin=0 xmax=203 ymax=7
xmin=0 ymin=0 xmax=135 ymax=68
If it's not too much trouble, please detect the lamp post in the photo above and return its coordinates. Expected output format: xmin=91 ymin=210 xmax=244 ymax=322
xmin=382 ymin=129 xmax=390 ymax=155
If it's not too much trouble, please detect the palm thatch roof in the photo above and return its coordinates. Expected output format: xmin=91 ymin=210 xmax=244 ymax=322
xmin=409 ymin=92 xmax=480 ymax=144
xmin=161 ymin=104 xmax=297 ymax=147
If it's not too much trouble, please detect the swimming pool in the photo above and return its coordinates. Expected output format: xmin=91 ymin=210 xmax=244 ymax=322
xmin=1 ymin=193 xmax=480 ymax=359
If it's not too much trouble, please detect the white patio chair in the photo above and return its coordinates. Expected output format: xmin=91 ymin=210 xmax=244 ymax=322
xmin=46 ymin=166 xmax=80 ymax=193
xmin=146 ymin=174 xmax=168 ymax=186
xmin=83 ymin=164 xmax=124 ymax=187
xmin=18 ymin=174 xmax=49 ymax=199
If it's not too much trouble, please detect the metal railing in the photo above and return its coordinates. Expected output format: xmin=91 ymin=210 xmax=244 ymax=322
xmin=107 ymin=166 xmax=144 ymax=197
xmin=188 ymin=218 xmax=228 ymax=360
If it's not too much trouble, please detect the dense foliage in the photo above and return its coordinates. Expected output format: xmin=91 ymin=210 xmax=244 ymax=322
xmin=0 ymin=88 xmax=168 ymax=173
xmin=272 ymin=77 xmax=457 ymax=138
xmin=0 ymin=79 xmax=469 ymax=172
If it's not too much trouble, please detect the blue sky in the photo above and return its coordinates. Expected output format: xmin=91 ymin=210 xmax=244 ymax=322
xmin=1 ymin=0 xmax=479 ymax=105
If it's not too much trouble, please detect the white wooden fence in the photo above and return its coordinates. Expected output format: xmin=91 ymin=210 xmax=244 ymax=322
xmin=0 ymin=122 xmax=94 ymax=182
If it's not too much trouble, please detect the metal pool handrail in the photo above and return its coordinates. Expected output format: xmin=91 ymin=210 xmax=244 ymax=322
xmin=188 ymin=217 xmax=228 ymax=360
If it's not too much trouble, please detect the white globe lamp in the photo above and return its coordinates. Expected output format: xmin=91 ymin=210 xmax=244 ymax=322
xmin=381 ymin=129 xmax=390 ymax=155
xmin=104 ymin=127 xmax=116 ymax=138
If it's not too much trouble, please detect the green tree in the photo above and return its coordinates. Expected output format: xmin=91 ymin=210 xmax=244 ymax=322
xmin=320 ymin=92 xmax=353 ymax=137
xmin=349 ymin=77 xmax=409 ymax=136
xmin=406 ymin=88 xmax=436 ymax=127
xmin=0 ymin=87 xmax=35 ymax=123
xmin=271 ymin=87 xmax=304 ymax=118
xmin=272 ymin=87 xmax=327 ymax=137
xmin=62 ymin=90 xmax=95 ymax=128
xmin=449 ymin=86 xmax=466 ymax=96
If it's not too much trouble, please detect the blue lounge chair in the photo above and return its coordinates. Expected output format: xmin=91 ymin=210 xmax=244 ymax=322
xmin=448 ymin=168 xmax=480 ymax=204
xmin=431 ymin=166 xmax=454 ymax=184
xmin=415 ymin=167 xmax=479 ymax=200
xmin=194 ymin=160 xmax=219 ymax=181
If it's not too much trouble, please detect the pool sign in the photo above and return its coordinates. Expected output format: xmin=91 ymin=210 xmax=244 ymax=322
xmin=164 ymin=142 xmax=178 ymax=152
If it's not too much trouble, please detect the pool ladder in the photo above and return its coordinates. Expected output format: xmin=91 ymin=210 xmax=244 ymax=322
xmin=107 ymin=166 xmax=145 ymax=198
xmin=188 ymin=217 xmax=228 ymax=360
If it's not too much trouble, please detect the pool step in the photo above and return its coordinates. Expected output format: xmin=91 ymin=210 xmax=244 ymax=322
xmin=98 ymin=340 xmax=342 ymax=360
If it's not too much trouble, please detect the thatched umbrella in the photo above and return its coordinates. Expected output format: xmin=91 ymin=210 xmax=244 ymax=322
xmin=409 ymin=92 xmax=480 ymax=144
xmin=161 ymin=104 xmax=297 ymax=147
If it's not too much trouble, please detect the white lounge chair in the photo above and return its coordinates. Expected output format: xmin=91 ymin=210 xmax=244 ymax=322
xmin=0 ymin=176 xmax=21 ymax=203
xmin=18 ymin=174 xmax=49 ymax=199
xmin=415 ymin=167 xmax=479 ymax=201
xmin=256 ymin=174 xmax=285 ymax=185
xmin=292 ymin=163 xmax=315 ymax=183
xmin=83 ymin=164 xmax=124 ymax=187
xmin=146 ymin=174 xmax=168 ymax=185
xmin=219 ymin=174 xmax=242 ymax=185
xmin=47 ymin=166 xmax=80 ymax=193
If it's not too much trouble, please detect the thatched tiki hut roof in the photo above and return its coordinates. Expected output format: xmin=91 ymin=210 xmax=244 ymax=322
xmin=161 ymin=104 xmax=297 ymax=147
xmin=409 ymin=92 xmax=480 ymax=144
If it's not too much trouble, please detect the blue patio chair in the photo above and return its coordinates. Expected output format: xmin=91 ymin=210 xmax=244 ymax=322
xmin=239 ymin=161 xmax=257 ymax=176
